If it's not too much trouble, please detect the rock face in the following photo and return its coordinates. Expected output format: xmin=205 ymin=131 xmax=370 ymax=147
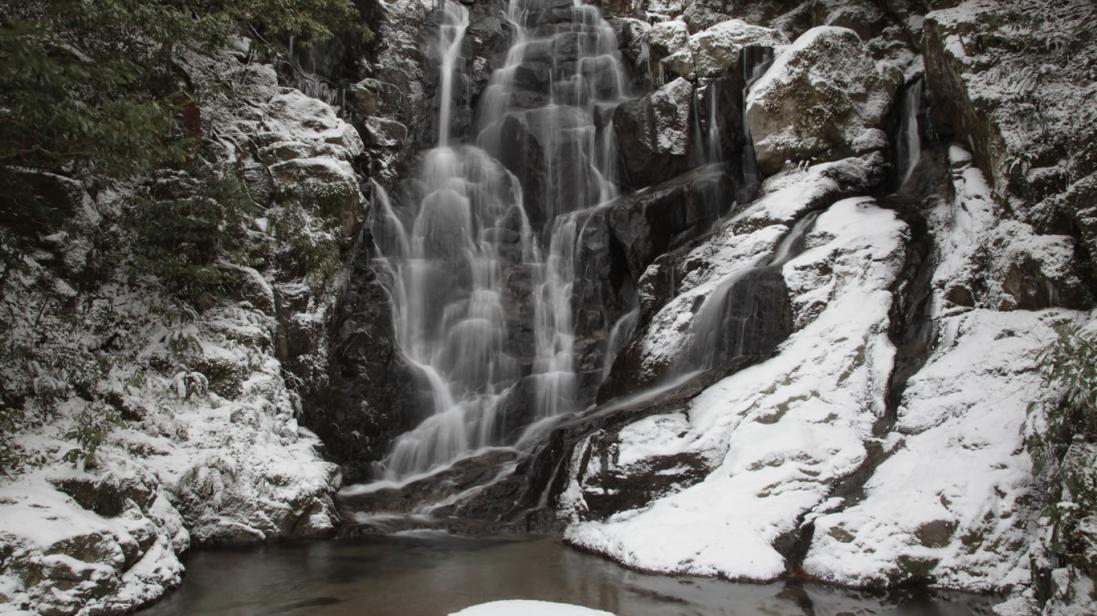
xmin=8 ymin=0 xmax=1097 ymax=614
xmin=613 ymin=77 xmax=695 ymax=189
xmin=746 ymin=26 xmax=900 ymax=176
xmin=644 ymin=20 xmax=690 ymax=78
xmin=301 ymin=238 xmax=420 ymax=483
xmin=606 ymin=165 xmax=733 ymax=280
xmin=0 ymin=48 xmax=356 ymax=613
xmin=567 ymin=197 xmax=910 ymax=580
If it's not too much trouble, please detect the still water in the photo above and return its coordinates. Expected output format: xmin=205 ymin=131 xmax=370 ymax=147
xmin=142 ymin=533 xmax=997 ymax=616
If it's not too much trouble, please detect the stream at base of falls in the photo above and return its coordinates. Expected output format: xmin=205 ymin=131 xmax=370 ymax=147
xmin=141 ymin=536 xmax=996 ymax=616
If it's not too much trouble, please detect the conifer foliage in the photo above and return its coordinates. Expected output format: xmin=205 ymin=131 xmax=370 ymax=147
xmin=0 ymin=0 xmax=367 ymax=192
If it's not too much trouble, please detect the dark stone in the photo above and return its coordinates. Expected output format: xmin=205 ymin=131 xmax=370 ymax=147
xmin=606 ymin=164 xmax=733 ymax=281
xmin=0 ymin=168 xmax=94 ymax=237
xmin=680 ymin=266 xmax=792 ymax=371
xmin=613 ymin=78 xmax=694 ymax=190
xmin=338 ymin=449 xmax=519 ymax=516
xmin=496 ymin=108 xmax=601 ymax=226
xmin=299 ymin=234 xmax=421 ymax=483
xmin=574 ymin=438 xmax=708 ymax=519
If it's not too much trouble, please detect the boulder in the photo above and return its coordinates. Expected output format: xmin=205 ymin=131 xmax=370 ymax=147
xmin=347 ymin=78 xmax=406 ymax=117
xmin=811 ymin=0 xmax=891 ymax=41
xmin=746 ymin=26 xmax=900 ymax=176
xmin=659 ymin=49 xmax=695 ymax=81
xmin=607 ymin=165 xmax=733 ymax=280
xmin=683 ymin=0 xmax=804 ymax=34
xmin=609 ymin=17 xmax=650 ymax=81
xmin=613 ymin=77 xmax=694 ymax=189
xmin=644 ymin=20 xmax=688 ymax=78
xmin=51 ymin=474 xmax=157 ymax=518
xmin=688 ymin=20 xmax=786 ymax=79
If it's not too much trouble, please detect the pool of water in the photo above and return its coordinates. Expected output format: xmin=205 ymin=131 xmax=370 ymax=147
xmin=141 ymin=533 xmax=998 ymax=616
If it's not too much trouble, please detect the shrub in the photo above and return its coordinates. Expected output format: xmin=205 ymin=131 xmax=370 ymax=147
xmin=1029 ymin=323 xmax=1097 ymax=572
xmin=125 ymin=165 xmax=257 ymax=303
xmin=62 ymin=403 xmax=121 ymax=470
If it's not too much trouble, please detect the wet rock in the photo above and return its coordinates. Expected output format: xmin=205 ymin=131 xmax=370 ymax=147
xmin=573 ymin=435 xmax=709 ymax=519
xmin=300 ymin=239 xmax=420 ymax=483
xmin=613 ymin=77 xmax=694 ymax=189
xmin=686 ymin=266 xmax=792 ymax=371
xmin=746 ymin=27 xmax=900 ymax=176
xmin=609 ymin=17 xmax=651 ymax=88
xmin=636 ymin=254 xmax=678 ymax=320
xmin=497 ymin=108 xmax=600 ymax=226
xmin=607 ymin=165 xmax=732 ymax=280
xmin=338 ymin=449 xmax=520 ymax=518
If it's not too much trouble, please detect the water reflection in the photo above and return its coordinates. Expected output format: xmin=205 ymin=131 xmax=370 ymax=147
xmin=142 ymin=535 xmax=997 ymax=616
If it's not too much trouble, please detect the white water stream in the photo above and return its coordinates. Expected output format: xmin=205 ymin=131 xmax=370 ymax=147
xmin=370 ymin=0 xmax=630 ymax=479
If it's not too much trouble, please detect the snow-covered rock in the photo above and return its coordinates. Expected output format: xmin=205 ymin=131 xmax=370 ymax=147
xmin=567 ymin=195 xmax=909 ymax=580
xmin=603 ymin=155 xmax=885 ymax=390
xmin=932 ymin=147 xmax=1089 ymax=311
xmin=746 ymin=26 xmax=901 ymax=176
xmin=687 ymin=20 xmax=786 ymax=79
xmin=0 ymin=51 xmax=356 ymax=613
xmin=923 ymin=0 xmax=1097 ymax=212
xmin=804 ymin=308 xmax=1075 ymax=590
xmin=643 ymin=20 xmax=689 ymax=80
xmin=450 ymin=600 xmax=614 ymax=616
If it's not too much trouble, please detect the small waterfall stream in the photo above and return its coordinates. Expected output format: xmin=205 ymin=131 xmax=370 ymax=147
xmin=895 ymin=77 xmax=926 ymax=190
xmin=672 ymin=210 xmax=819 ymax=375
xmin=737 ymin=46 xmax=776 ymax=203
xmin=370 ymin=0 xmax=629 ymax=479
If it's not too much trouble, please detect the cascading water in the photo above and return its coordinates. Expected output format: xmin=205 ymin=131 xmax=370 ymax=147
xmin=672 ymin=210 xmax=819 ymax=375
xmin=737 ymin=47 xmax=776 ymax=203
xmin=895 ymin=77 xmax=926 ymax=190
xmin=370 ymin=0 xmax=629 ymax=479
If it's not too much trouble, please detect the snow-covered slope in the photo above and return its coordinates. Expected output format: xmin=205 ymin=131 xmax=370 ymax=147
xmin=0 ymin=53 xmax=360 ymax=613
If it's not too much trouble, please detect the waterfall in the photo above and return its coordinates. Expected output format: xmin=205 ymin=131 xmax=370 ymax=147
xmin=371 ymin=0 xmax=629 ymax=479
xmin=602 ymin=309 xmax=639 ymax=380
xmin=437 ymin=3 xmax=469 ymax=146
xmin=895 ymin=77 xmax=925 ymax=190
xmin=706 ymin=81 xmax=723 ymax=164
xmin=672 ymin=211 xmax=819 ymax=375
xmin=737 ymin=46 xmax=776 ymax=203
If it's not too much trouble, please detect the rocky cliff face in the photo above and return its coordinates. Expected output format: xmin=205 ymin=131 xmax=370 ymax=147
xmin=3 ymin=0 xmax=1097 ymax=614
xmin=334 ymin=1 xmax=1097 ymax=614
xmin=0 ymin=43 xmax=369 ymax=615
